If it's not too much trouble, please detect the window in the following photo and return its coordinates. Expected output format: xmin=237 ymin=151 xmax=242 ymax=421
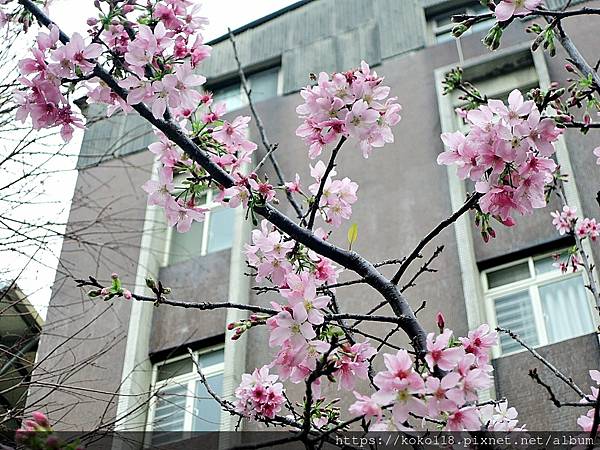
xmin=210 ymin=66 xmax=280 ymax=112
xmin=147 ymin=347 xmax=224 ymax=445
xmin=482 ymin=250 xmax=595 ymax=356
xmin=428 ymin=2 xmax=495 ymax=44
xmin=165 ymin=190 xmax=236 ymax=266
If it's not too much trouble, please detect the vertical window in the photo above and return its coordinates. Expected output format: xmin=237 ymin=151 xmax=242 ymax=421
xmin=210 ymin=66 xmax=280 ymax=112
xmin=148 ymin=347 xmax=224 ymax=445
xmin=428 ymin=2 xmax=495 ymax=44
xmin=166 ymin=190 xmax=236 ymax=266
xmin=482 ymin=251 xmax=595 ymax=356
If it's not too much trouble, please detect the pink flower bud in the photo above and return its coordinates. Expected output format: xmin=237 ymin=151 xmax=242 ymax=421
xmin=32 ymin=411 xmax=49 ymax=427
xmin=123 ymin=289 xmax=132 ymax=300
xmin=227 ymin=322 xmax=236 ymax=330
xmin=565 ymin=63 xmax=575 ymax=73
xmin=501 ymin=216 xmax=516 ymax=227
xmin=111 ymin=273 xmax=119 ymax=280
xmin=100 ymin=287 xmax=109 ymax=296
xmin=436 ymin=312 xmax=445 ymax=332
xmin=87 ymin=17 xmax=98 ymax=26
xmin=123 ymin=4 xmax=134 ymax=13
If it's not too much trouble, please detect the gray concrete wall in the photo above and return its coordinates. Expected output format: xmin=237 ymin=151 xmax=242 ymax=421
xmin=150 ymin=250 xmax=230 ymax=355
xmin=493 ymin=333 xmax=600 ymax=430
xmin=28 ymin=150 xmax=154 ymax=430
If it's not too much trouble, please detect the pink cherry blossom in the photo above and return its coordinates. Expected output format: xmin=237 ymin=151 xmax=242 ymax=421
xmin=142 ymin=167 xmax=174 ymax=206
xmin=164 ymin=196 xmax=208 ymax=233
xmin=267 ymin=303 xmax=316 ymax=348
xmin=445 ymin=406 xmax=481 ymax=431
xmin=425 ymin=329 xmax=465 ymax=371
xmin=349 ymin=392 xmax=382 ymax=422
xmin=494 ymin=0 xmax=542 ymax=22
xmin=594 ymin=147 xmax=600 ymax=165
xmin=335 ymin=341 xmax=377 ymax=390
xmin=459 ymin=324 xmax=497 ymax=364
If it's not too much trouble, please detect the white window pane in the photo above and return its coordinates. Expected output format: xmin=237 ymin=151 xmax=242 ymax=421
xmin=248 ymin=68 xmax=279 ymax=103
xmin=193 ymin=373 xmax=223 ymax=431
xmin=213 ymin=82 xmax=243 ymax=112
xmin=206 ymin=207 xmax=236 ymax=254
xmin=495 ymin=290 xmax=538 ymax=354
xmin=540 ymin=276 xmax=594 ymax=344
xmin=169 ymin=220 xmax=203 ymax=265
xmin=199 ymin=348 xmax=224 ymax=367
xmin=156 ymin=357 xmax=193 ymax=382
xmin=152 ymin=384 xmax=188 ymax=445
xmin=486 ymin=262 xmax=530 ymax=289
xmin=534 ymin=251 xmax=567 ymax=275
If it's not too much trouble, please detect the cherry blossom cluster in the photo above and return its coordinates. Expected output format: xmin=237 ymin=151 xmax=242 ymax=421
xmin=348 ymin=325 xmax=524 ymax=432
xmin=494 ymin=0 xmax=542 ymax=22
xmin=438 ymin=89 xmax=562 ymax=230
xmin=578 ymin=370 xmax=600 ymax=433
xmin=308 ymin=161 xmax=358 ymax=228
xmin=15 ymin=26 xmax=97 ymax=141
xmin=234 ymin=366 xmax=285 ymax=420
xmin=16 ymin=411 xmax=84 ymax=450
xmin=550 ymin=205 xmax=598 ymax=273
xmin=296 ymin=61 xmax=402 ymax=159
xmin=240 ymin=220 xmax=381 ymax=409
xmin=551 ymin=205 xmax=599 ymax=241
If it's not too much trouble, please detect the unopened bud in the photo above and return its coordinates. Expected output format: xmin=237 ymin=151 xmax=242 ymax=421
xmin=488 ymin=227 xmax=496 ymax=239
xmin=436 ymin=311 xmax=445 ymax=332
xmin=100 ymin=287 xmax=109 ymax=296
xmin=123 ymin=4 xmax=134 ymax=13
xmin=227 ymin=322 xmax=236 ymax=330
xmin=481 ymin=230 xmax=489 ymax=243
xmin=145 ymin=277 xmax=156 ymax=290
xmin=32 ymin=412 xmax=49 ymax=428
xmin=123 ymin=289 xmax=132 ymax=300
xmin=501 ymin=216 xmax=516 ymax=227
xmin=565 ymin=63 xmax=575 ymax=73
xmin=452 ymin=23 xmax=469 ymax=38
xmin=111 ymin=272 xmax=119 ymax=280
xmin=87 ymin=17 xmax=98 ymax=26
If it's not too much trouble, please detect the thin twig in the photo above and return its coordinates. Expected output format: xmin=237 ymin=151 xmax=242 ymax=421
xmin=227 ymin=28 xmax=303 ymax=219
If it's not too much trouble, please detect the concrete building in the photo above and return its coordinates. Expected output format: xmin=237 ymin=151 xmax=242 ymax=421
xmin=28 ymin=0 xmax=600 ymax=442
xmin=0 ymin=283 xmax=43 ymax=436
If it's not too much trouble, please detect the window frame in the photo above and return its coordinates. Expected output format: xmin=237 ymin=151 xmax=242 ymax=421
xmin=481 ymin=250 xmax=595 ymax=358
xmin=427 ymin=1 xmax=495 ymax=45
xmin=208 ymin=65 xmax=281 ymax=113
xmin=162 ymin=189 xmax=234 ymax=267
xmin=145 ymin=344 xmax=225 ymax=439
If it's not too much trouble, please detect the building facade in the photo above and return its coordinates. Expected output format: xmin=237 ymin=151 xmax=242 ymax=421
xmin=28 ymin=0 xmax=600 ymax=441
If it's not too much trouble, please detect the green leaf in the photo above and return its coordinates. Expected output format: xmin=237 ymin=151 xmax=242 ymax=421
xmin=347 ymin=223 xmax=358 ymax=250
